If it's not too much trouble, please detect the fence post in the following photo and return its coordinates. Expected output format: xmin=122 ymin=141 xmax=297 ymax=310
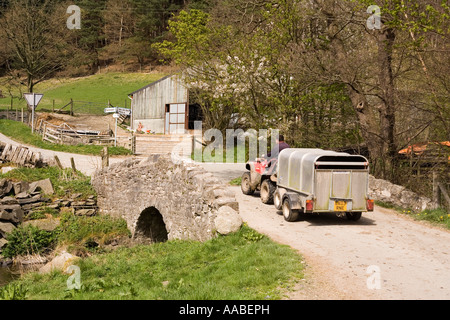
xmin=131 ymin=132 xmax=136 ymax=155
xmin=15 ymin=98 xmax=18 ymax=121
xmin=101 ymin=147 xmax=109 ymax=169
xmin=432 ymin=171 xmax=441 ymax=209
xmin=70 ymin=157 xmax=78 ymax=174
xmin=54 ymin=155 xmax=64 ymax=170
xmin=70 ymin=99 xmax=74 ymax=116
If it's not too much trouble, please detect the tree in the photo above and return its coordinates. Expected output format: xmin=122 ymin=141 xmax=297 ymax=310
xmin=156 ymin=0 xmax=448 ymax=182
xmin=0 ymin=0 xmax=71 ymax=94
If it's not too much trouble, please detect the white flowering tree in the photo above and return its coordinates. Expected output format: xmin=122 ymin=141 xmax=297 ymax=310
xmin=155 ymin=9 xmax=298 ymax=132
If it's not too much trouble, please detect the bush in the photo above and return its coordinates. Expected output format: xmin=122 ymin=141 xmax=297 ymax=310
xmin=2 ymin=225 xmax=58 ymax=259
xmin=57 ymin=212 xmax=130 ymax=246
xmin=0 ymin=283 xmax=28 ymax=300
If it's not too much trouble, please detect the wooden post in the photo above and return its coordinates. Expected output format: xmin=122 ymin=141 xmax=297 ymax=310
xmin=15 ymin=98 xmax=18 ymax=122
xmin=54 ymin=155 xmax=64 ymax=170
xmin=101 ymin=147 xmax=109 ymax=169
xmin=42 ymin=123 xmax=47 ymax=141
xmin=70 ymin=99 xmax=74 ymax=116
xmin=52 ymin=99 xmax=55 ymax=113
xmin=432 ymin=171 xmax=440 ymax=209
xmin=438 ymin=181 xmax=450 ymax=208
xmin=21 ymin=107 xmax=24 ymax=123
xmin=70 ymin=157 xmax=78 ymax=174
xmin=131 ymin=132 xmax=136 ymax=155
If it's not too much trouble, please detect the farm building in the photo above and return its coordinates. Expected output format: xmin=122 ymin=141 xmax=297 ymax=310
xmin=128 ymin=74 xmax=201 ymax=135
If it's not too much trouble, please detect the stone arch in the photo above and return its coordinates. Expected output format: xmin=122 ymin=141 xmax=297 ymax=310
xmin=134 ymin=206 xmax=168 ymax=243
xmin=92 ymin=155 xmax=242 ymax=242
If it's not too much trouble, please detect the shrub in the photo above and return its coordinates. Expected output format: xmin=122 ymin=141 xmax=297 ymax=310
xmin=2 ymin=225 xmax=58 ymax=259
xmin=57 ymin=212 xmax=130 ymax=246
xmin=0 ymin=283 xmax=28 ymax=300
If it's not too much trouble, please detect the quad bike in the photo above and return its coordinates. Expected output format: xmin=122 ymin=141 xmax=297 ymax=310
xmin=241 ymin=157 xmax=278 ymax=204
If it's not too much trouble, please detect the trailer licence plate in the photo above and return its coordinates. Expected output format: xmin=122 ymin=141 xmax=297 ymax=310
xmin=334 ymin=201 xmax=347 ymax=212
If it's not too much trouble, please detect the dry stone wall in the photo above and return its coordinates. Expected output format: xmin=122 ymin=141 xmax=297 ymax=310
xmin=92 ymin=155 xmax=242 ymax=242
xmin=368 ymin=175 xmax=433 ymax=212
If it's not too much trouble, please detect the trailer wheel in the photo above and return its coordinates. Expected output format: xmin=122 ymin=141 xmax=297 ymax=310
xmin=346 ymin=212 xmax=362 ymax=221
xmin=241 ymin=172 xmax=255 ymax=195
xmin=282 ymin=197 xmax=299 ymax=222
xmin=274 ymin=188 xmax=285 ymax=211
xmin=260 ymin=179 xmax=276 ymax=204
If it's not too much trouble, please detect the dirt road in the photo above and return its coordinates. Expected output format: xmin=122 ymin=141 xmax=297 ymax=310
xmin=232 ymin=186 xmax=450 ymax=300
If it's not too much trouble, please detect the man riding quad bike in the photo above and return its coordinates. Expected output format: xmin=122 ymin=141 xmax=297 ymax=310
xmin=241 ymin=156 xmax=278 ymax=204
xmin=240 ymin=135 xmax=289 ymax=204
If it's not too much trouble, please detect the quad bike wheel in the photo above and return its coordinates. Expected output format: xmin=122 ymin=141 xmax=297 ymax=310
xmin=241 ymin=172 xmax=255 ymax=195
xmin=260 ymin=179 xmax=276 ymax=204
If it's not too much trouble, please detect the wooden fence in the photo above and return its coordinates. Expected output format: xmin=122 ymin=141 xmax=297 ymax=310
xmin=39 ymin=120 xmax=115 ymax=146
xmin=0 ymin=143 xmax=43 ymax=167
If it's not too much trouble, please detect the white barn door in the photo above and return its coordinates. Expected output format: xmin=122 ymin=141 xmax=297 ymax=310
xmin=165 ymin=103 xmax=188 ymax=134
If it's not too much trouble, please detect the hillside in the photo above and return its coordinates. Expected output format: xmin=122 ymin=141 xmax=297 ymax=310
xmin=0 ymin=72 xmax=167 ymax=115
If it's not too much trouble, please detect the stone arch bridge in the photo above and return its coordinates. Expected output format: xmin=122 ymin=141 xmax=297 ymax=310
xmin=92 ymin=155 xmax=242 ymax=243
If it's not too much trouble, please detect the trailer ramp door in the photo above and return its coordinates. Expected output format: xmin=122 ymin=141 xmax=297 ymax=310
xmin=314 ymin=155 xmax=368 ymax=212
xmin=351 ymin=171 xmax=367 ymax=211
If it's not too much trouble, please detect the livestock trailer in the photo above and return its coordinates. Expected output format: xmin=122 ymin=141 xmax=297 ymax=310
xmin=274 ymin=148 xmax=374 ymax=221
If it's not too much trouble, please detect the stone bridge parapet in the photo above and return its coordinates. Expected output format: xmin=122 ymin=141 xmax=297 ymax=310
xmin=92 ymin=155 xmax=241 ymax=242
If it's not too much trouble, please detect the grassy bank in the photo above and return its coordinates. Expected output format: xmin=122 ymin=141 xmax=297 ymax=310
xmin=0 ymin=166 xmax=94 ymax=199
xmin=0 ymin=73 xmax=166 ymax=115
xmin=11 ymin=225 xmax=303 ymax=300
xmin=1 ymin=167 xmax=304 ymax=300
xmin=375 ymin=201 xmax=450 ymax=229
xmin=0 ymin=119 xmax=131 ymax=156
xmin=0 ymin=166 xmax=130 ymax=259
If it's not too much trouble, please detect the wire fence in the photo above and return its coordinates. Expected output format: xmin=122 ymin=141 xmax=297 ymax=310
xmin=0 ymin=97 xmax=130 ymax=116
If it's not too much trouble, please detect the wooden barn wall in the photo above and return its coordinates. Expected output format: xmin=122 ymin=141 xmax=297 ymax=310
xmin=132 ymin=75 xmax=188 ymax=121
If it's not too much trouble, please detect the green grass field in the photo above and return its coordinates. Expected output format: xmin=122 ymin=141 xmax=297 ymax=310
xmin=0 ymin=72 xmax=166 ymax=115
xmin=7 ymin=225 xmax=304 ymax=300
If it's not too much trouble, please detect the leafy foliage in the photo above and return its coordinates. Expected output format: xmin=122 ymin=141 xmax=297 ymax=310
xmin=2 ymin=225 xmax=58 ymax=259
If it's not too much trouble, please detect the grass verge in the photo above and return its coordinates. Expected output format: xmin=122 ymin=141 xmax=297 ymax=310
xmin=11 ymin=225 xmax=304 ymax=300
xmin=375 ymin=200 xmax=449 ymax=229
xmin=0 ymin=119 xmax=131 ymax=156
xmin=0 ymin=166 xmax=95 ymax=199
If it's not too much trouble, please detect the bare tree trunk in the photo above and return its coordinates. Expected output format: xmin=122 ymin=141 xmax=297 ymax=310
xmin=376 ymin=27 xmax=398 ymax=180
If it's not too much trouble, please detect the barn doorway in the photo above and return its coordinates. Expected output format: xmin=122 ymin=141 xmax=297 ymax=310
xmin=134 ymin=207 xmax=168 ymax=243
xmin=165 ymin=103 xmax=188 ymax=134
